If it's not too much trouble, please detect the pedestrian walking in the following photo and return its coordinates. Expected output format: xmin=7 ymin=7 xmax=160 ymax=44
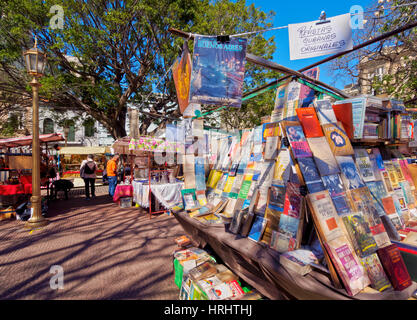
xmin=106 ymin=154 xmax=119 ymax=198
xmin=80 ymin=154 xmax=97 ymax=200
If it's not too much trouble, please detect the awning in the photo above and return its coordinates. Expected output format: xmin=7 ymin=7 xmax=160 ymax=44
xmin=0 ymin=133 xmax=65 ymax=148
xmin=58 ymin=146 xmax=111 ymax=155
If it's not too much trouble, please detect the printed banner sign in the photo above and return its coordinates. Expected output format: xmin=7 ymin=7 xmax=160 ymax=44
xmin=189 ymin=36 xmax=247 ymax=107
xmin=288 ymin=13 xmax=353 ymax=60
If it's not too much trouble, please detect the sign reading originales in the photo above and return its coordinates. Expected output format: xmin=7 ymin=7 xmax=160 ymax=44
xmin=288 ymin=13 xmax=353 ymax=60
xmin=189 ymin=36 xmax=247 ymax=108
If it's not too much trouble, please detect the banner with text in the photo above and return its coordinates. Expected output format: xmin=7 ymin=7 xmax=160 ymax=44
xmin=288 ymin=13 xmax=353 ymax=60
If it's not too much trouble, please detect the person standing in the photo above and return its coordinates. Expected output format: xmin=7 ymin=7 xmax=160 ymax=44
xmin=106 ymin=154 xmax=119 ymax=198
xmin=80 ymin=154 xmax=97 ymax=200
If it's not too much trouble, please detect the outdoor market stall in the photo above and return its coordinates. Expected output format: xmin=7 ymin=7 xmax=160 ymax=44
xmin=112 ymin=135 xmax=182 ymax=218
xmin=58 ymin=146 xmax=111 ymax=187
xmin=166 ymin=19 xmax=417 ymax=300
xmin=0 ymin=133 xmax=64 ymax=214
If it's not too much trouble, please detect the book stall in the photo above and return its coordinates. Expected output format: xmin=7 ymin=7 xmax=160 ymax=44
xmin=0 ymin=133 xmax=64 ymax=220
xmin=112 ymin=136 xmax=182 ymax=217
xmin=58 ymin=146 xmax=111 ymax=187
xmin=166 ymin=23 xmax=417 ymax=300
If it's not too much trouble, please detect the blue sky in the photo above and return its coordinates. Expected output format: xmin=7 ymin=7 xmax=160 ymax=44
xmin=245 ymin=0 xmax=374 ymax=89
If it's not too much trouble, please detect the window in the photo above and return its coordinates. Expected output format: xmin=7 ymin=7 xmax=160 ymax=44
xmin=43 ymin=118 xmax=54 ymax=134
xmin=68 ymin=124 xmax=75 ymax=142
xmin=84 ymin=120 xmax=95 ymax=137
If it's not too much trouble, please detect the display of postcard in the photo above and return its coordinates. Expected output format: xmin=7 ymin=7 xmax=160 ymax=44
xmin=360 ymin=253 xmax=392 ymax=292
xmin=275 ymin=213 xmax=300 ymax=253
xmin=322 ymin=122 xmax=354 ymax=156
xmin=248 ymin=215 xmax=268 ymax=242
xmin=264 ymin=136 xmax=280 ymax=160
xmin=342 ymin=213 xmax=378 ymax=258
xmin=285 ymin=125 xmax=312 ymax=158
xmin=189 ymin=36 xmax=247 ymax=107
xmin=315 ymin=99 xmax=337 ymax=124
xmin=336 ymin=155 xmax=365 ymax=190
xmin=307 ymin=137 xmax=340 ymax=176
xmin=354 ymin=148 xmax=376 ymax=182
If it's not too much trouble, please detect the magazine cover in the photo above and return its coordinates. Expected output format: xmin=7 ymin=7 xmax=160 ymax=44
xmin=336 ymin=155 xmax=365 ymax=190
xmin=298 ymin=67 xmax=320 ymax=108
xmin=284 ymin=124 xmax=313 ymax=158
xmin=189 ymin=36 xmax=247 ymax=107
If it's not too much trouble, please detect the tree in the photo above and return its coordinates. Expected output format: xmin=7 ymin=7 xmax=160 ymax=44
xmin=329 ymin=0 xmax=417 ymax=105
xmin=0 ymin=0 xmax=278 ymax=138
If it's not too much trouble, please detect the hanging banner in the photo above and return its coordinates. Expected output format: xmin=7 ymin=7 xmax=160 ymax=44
xmin=189 ymin=36 xmax=247 ymax=108
xmin=288 ymin=13 xmax=353 ymax=60
xmin=172 ymin=43 xmax=192 ymax=114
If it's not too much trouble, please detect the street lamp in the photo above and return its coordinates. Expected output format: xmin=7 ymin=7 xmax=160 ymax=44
xmin=23 ymin=37 xmax=48 ymax=229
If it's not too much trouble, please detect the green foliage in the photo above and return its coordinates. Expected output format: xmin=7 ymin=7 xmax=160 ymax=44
xmin=0 ymin=0 xmax=278 ymax=137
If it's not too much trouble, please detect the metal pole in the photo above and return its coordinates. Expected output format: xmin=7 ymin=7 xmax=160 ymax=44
xmin=25 ymin=77 xmax=48 ymax=229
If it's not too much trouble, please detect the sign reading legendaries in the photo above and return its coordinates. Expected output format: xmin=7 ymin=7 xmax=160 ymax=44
xmin=189 ymin=36 xmax=247 ymax=108
xmin=288 ymin=13 xmax=353 ymax=60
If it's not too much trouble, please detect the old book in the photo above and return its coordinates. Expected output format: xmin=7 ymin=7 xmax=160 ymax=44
xmin=181 ymin=189 xmax=199 ymax=211
xmin=354 ymin=148 xmax=376 ymax=182
xmin=275 ymin=213 xmax=300 ymax=253
xmin=279 ymin=249 xmax=317 ymax=275
xmin=384 ymin=161 xmax=400 ymax=189
xmin=324 ymin=237 xmax=370 ymax=296
xmin=377 ymin=244 xmax=412 ymax=291
xmin=297 ymin=157 xmax=325 ymax=193
xmin=229 ymin=207 xmax=247 ymax=234
xmin=307 ymin=190 xmax=345 ymax=242
xmin=332 ymin=102 xmax=354 ymax=139
xmin=315 ymin=99 xmax=337 ymax=125
xmin=273 ymin=148 xmax=292 ymax=185
xmin=281 ymin=121 xmax=313 ymax=159
xmin=283 ymin=182 xmax=302 ymax=219
xmin=188 ymin=261 xmax=218 ymax=281
xmin=307 ymin=136 xmax=340 ymax=176
xmin=296 ymin=107 xmax=323 ymax=138
xmin=261 ymin=206 xmax=281 ymax=245
xmin=264 ymin=136 xmax=280 ymax=160
xmin=360 ymin=253 xmax=392 ymax=292
xmin=240 ymin=211 xmax=256 ymax=237
xmin=342 ymin=212 xmax=378 ymax=258
xmin=248 ymin=215 xmax=268 ymax=242
xmin=268 ymin=184 xmax=286 ymax=211
xmin=336 ymin=155 xmax=366 ymax=190
xmin=322 ymin=122 xmax=354 ymax=156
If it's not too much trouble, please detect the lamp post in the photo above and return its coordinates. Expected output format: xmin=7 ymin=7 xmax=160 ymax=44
xmin=23 ymin=37 xmax=48 ymax=229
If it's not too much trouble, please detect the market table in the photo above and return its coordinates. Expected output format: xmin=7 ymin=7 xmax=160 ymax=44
xmin=0 ymin=184 xmax=25 ymax=195
xmin=113 ymin=184 xmax=133 ymax=202
xmin=172 ymin=210 xmax=417 ymax=300
xmin=132 ymin=180 xmax=184 ymax=209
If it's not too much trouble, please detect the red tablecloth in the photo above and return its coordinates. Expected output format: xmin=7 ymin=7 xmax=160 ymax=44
xmin=0 ymin=184 xmax=25 ymax=195
xmin=113 ymin=185 xmax=133 ymax=202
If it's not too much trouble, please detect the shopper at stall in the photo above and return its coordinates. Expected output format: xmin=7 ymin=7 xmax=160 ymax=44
xmin=80 ymin=154 xmax=97 ymax=200
xmin=106 ymin=154 xmax=119 ymax=198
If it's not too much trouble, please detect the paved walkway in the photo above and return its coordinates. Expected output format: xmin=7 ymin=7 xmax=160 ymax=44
xmin=0 ymin=186 xmax=185 ymax=299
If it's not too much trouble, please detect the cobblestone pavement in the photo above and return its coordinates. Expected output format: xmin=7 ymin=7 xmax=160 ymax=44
xmin=0 ymin=185 xmax=185 ymax=300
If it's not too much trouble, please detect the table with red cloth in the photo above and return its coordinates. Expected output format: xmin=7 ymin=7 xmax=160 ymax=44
xmin=113 ymin=184 xmax=133 ymax=202
xmin=0 ymin=184 xmax=26 ymax=195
